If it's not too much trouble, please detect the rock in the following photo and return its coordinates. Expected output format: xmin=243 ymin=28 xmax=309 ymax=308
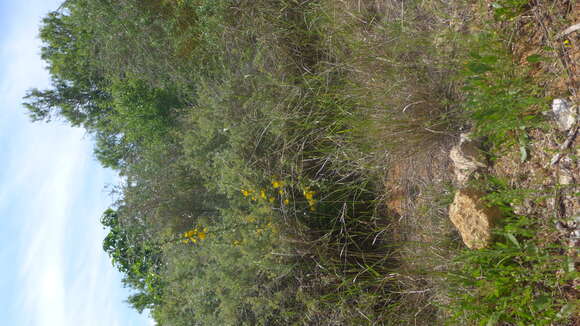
xmin=450 ymin=133 xmax=487 ymax=186
xmin=552 ymin=99 xmax=577 ymax=131
xmin=449 ymin=188 xmax=502 ymax=249
xmin=558 ymin=168 xmax=575 ymax=185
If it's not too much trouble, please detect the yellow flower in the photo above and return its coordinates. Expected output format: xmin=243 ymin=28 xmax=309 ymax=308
xmin=269 ymin=197 xmax=275 ymax=203
xmin=283 ymin=199 xmax=289 ymax=205
xmin=198 ymin=232 xmax=206 ymax=240
xmin=241 ymin=189 xmax=251 ymax=197
xmin=251 ymin=196 xmax=257 ymax=201
xmin=192 ymin=238 xmax=197 ymax=243
xmin=203 ymin=227 xmax=208 ymax=233
xmin=278 ymin=189 xmax=284 ymax=195
xmin=304 ymin=191 xmax=315 ymax=200
xmin=260 ymin=190 xmax=267 ymax=199
xmin=271 ymin=180 xmax=284 ymax=189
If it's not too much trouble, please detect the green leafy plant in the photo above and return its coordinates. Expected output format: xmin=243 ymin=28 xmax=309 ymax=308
xmin=490 ymin=0 xmax=529 ymax=20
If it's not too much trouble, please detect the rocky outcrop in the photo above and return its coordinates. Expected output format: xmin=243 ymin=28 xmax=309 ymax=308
xmin=449 ymin=133 xmax=487 ymax=187
xmin=449 ymin=188 xmax=502 ymax=249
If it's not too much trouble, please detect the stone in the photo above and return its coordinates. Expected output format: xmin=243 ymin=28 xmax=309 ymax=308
xmin=552 ymin=99 xmax=577 ymax=132
xmin=450 ymin=133 xmax=487 ymax=186
xmin=558 ymin=169 xmax=575 ymax=185
xmin=449 ymin=188 xmax=502 ymax=249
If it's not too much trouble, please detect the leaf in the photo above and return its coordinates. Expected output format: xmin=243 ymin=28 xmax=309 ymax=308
xmin=525 ymin=243 xmax=538 ymax=255
xmin=556 ymin=303 xmax=574 ymax=319
xmin=467 ymin=62 xmax=493 ymax=74
xmin=469 ymin=51 xmax=482 ymax=59
xmin=481 ymin=55 xmax=499 ymax=65
xmin=526 ymin=54 xmax=545 ymax=63
xmin=533 ymin=295 xmax=550 ymax=311
xmin=506 ymin=233 xmax=520 ymax=248
xmin=519 ymin=144 xmax=528 ymax=162
xmin=564 ymin=256 xmax=575 ymax=273
xmin=486 ymin=312 xmax=501 ymax=326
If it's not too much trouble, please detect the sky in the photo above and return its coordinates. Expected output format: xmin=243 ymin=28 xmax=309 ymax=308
xmin=0 ymin=0 xmax=153 ymax=325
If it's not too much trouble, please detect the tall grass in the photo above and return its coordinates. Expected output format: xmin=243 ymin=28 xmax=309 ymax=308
xmin=78 ymin=0 xmax=574 ymax=324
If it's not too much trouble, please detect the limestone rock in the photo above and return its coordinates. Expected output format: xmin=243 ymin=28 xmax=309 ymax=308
xmin=450 ymin=133 xmax=487 ymax=186
xmin=552 ymin=99 xmax=577 ymax=132
xmin=449 ymin=188 xmax=501 ymax=249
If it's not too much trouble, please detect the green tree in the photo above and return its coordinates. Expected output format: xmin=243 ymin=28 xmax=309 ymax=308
xmin=101 ymin=208 xmax=164 ymax=312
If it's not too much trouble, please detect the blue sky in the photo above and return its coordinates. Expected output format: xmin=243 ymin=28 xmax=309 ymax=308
xmin=0 ymin=0 xmax=153 ymax=325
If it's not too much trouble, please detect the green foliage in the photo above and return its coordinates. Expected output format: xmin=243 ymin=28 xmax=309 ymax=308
xmin=28 ymin=0 xmax=573 ymax=325
xmin=449 ymin=218 xmax=575 ymax=325
xmin=153 ymin=210 xmax=302 ymax=326
xmin=446 ymin=176 xmax=577 ymax=325
xmin=101 ymin=209 xmax=164 ymax=312
xmin=94 ymin=79 xmax=179 ymax=169
xmin=490 ymin=0 xmax=529 ymax=20
xmin=460 ymin=31 xmax=544 ymax=147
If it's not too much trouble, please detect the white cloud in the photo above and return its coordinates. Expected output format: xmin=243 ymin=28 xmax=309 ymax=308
xmin=17 ymin=129 xmax=88 ymax=326
xmin=9 ymin=111 xmax=151 ymax=326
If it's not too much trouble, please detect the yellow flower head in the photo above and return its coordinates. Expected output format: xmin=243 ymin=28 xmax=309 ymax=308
xmin=304 ymin=191 xmax=316 ymax=200
xmin=260 ymin=190 xmax=267 ymax=199
xmin=241 ymin=189 xmax=252 ymax=197
xmin=271 ymin=180 xmax=284 ymax=189
xmin=283 ymin=199 xmax=289 ymax=205
xmin=198 ymin=232 xmax=206 ymax=240
xmin=269 ymin=197 xmax=275 ymax=203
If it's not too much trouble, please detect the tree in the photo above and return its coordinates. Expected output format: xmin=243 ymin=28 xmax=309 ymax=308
xmin=101 ymin=208 xmax=164 ymax=312
xmin=24 ymin=9 xmax=111 ymax=128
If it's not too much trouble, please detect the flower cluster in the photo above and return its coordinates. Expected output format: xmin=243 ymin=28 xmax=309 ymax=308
xmin=240 ymin=178 xmax=318 ymax=211
xmin=303 ymin=188 xmax=317 ymax=211
xmin=240 ymin=177 xmax=289 ymax=206
xmin=181 ymin=227 xmax=208 ymax=244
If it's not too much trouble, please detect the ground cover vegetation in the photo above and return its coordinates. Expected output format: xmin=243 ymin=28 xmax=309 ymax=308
xmin=26 ymin=0 xmax=577 ymax=325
